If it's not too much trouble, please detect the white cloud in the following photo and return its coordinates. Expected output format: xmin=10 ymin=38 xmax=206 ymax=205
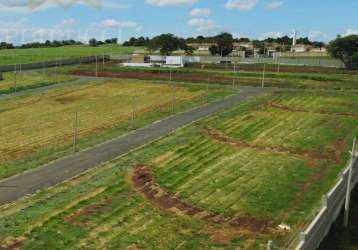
xmin=100 ymin=19 xmax=140 ymax=29
xmin=190 ymin=8 xmax=211 ymax=17
xmin=308 ymin=30 xmax=327 ymax=41
xmin=260 ymin=31 xmax=283 ymax=39
xmin=145 ymin=0 xmax=198 ymax=6
xmin=0 ymin=0 xmax=125 ymax=13
xmin=265 ymin=1 xmax=283 ymax=10
xmin=101 ymin=1 xmax=130 ymax=9
xmin=344 ymin=29 xmax=358 ymax=36
xmin=188 ymin=18 xmax=215 ymax=32
xmin=0 ymin=1 xmax=52 ymax=13
xmin=225 ymin=0 xmax=258 ymax=11
xmin=56 ymin=18 xmax=77 ymax=28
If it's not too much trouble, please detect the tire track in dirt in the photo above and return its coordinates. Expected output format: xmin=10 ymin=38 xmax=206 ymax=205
xmin=269 ymin=102 xmax=358 ymax=118
xmin=130 ymin=164 xmax=274 ymax=236
xmin=203 ymin=127 xmax=339 ymax=163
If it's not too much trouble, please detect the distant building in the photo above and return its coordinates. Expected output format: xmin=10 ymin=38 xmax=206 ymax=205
xmin=149 ymin=55 xmax=166 ymax=64
xmin=131 ymin=54 xmax=149 ymax=63
xmin=165 ymin=56 xmax=184 ymax=67
xmin=187 ymin=43 xmax=215 ymax=52
xmin=233 ymin=42 xmax=254 ymax=51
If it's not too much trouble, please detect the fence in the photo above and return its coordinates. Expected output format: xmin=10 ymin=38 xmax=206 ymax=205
xmin=109 ymin=54 xmax=345 ymax=68
xmin=198 ymin=56 xmax=345 ymax=68
xmin=271 ymin=141 xmax=358 ymax=250
xmin=0 ymin=55 xmax=110 ymax=73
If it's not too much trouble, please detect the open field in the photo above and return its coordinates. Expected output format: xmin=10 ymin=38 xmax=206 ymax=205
xmin=0 ymin=90 xmax=357 ymax=249
xmin=66 ymin=62 xmax=358 ymax=91
xmin=0 ymin=78 xmax=233 ymax=180
xmin=0 ymin=45 xmax=139 ymax=65
xmin=0 ymin=69 xmax=77 ymax=94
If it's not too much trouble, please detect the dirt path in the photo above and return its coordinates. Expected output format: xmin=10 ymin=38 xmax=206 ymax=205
xmin=269 ymin=102 xmax=358 ymax=118
xmin=203 ymin=127 xmax=340 ymax=163
xmin=73 ymin=70 xmax=234 ymax=84
xmin=0 ymin=87 xmax=271 ymax=206
xmin=130 ymin=164 xmax=273 ymax=235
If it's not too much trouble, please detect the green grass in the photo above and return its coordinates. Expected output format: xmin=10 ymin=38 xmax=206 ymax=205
xmin=0 ymin=69 xmax=77 ymax=94
xmin=0 ymin=45 xmax=139 ymax=65
xmin=0 ymin=90 xmax=356 ymax=249
xmin=0 ymin=79 xmax=234 ymax=180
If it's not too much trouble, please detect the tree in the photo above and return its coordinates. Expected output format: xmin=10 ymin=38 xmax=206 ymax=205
xmin=209 ymin=32 xmax=234 ymax=57
xmin=89 ymin=38 xmax=98 ymax=47
xmin=147 ymin=34 xmax=183 ymax=55
xmin=328 ymin=35 xmax=358 ymax=68
xmin=253 ymin=40 xmax=265 ymax=54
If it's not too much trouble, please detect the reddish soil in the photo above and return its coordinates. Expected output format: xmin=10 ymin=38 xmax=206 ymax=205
xmin=203 ymin=127 xmax=339 ymax=163
xmin=191 ymin=64 xmax=358 ymax=75
xmin=0 ymin=238 xmax=25 ymax=250
xmin=72 ymin=70 xmax=233 ymax=84
xmin=64 ymin=198 xmax=112 ymax=226
xmin=131 ymin=164 xmax=272 ymax=235
xmin=269 ymin=102 xmax=358 ymax=118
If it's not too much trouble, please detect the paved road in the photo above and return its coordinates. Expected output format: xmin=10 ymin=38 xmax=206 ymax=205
xmin=0 ymin=87 xmax=274 ymax=206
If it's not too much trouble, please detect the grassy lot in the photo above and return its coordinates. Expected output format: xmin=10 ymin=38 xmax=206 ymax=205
xmin=0 ymin=90 xmax=357 ymax=249
xmin=0 ymin=78 xmax=233 ymax=180
xmin=65 ymin=62 xmax=358 ymax=91
xmin=0 ymin=45 xmax=139 ymax=65
xmin=0 ymin=69 xmax=77 ymax=94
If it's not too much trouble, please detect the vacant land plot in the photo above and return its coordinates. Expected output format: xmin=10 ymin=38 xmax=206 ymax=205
xmin=67 ymin=63 xmax=358 ymax=91
xmin=0 ymin=69 xmax=76 ymax=94
xmin=0 ymin=79 xmax=232 ymax=180
xmin=1 ymin=90 xmax=356 ymax=249
xmin=0 ymin=45 xmax=139 ymax=65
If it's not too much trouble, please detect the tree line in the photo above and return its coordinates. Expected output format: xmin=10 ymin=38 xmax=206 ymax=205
xmin=0 ymin=38 xmax=119 ymax=50
xmin=123 ymin=32 xmax=326 ymax=56
xmin=123 ymin=32 xmax=358 ymax=69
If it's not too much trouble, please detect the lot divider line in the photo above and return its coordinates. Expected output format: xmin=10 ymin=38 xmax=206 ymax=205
xmin=0 ymin=77 xmax=103 ymax=101
xmin=0 ymin=87 xmax=274 ymax=206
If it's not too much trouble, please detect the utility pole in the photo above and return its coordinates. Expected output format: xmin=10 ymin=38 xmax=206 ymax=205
xmin=95 ymin=55 xmax=98 ymax=77
xmin=43 ymin=59 xmax=46 ymax=76
xmin=14 ymin=64 xmax=17 ymax=93
xmin=206 ymin=78 xmax=210 ymax=103
xmin=277 ymin=57 xmax=280 ymax=73
xmin=73 ymin=111 xmax=79 ymax=152
xmin=344 ymin=137 xmax=356 ymax=227
xmin=261 ymin=63 xmax=266 ymax=88
xmin=102 ymin=54 xmax=105 ymax=70
xmin=54 ymin=58 xmax=58 ymax=84
xmin=171 ymin=80 xmax=176 ymax=114
xmin=233 ymin=61 xmax=236 ymax=89
xmin=131 ymin=96 xmax=136 ymax=130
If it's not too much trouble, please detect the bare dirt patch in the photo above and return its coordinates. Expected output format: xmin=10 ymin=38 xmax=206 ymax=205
xmin=130 ymin=164 xmax=273 ymax=236
xmin=0 ymin=237 xmax=26 ymax=250
xmin=72 ymin=70 xmax=233 ymax=85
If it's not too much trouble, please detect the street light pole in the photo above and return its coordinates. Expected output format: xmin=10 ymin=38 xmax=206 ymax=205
xmin=261 ymin=63 xmax=266 ymax=88
xmin=73 ymin=111 xmax=79 ymax=152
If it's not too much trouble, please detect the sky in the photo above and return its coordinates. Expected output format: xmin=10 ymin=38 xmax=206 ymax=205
xmin=0 ymin=0 xmax=357 ymax=45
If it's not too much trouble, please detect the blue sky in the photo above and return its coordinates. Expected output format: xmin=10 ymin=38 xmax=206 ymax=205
xmin=0 ymin=0 xmax=357 ymax=45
